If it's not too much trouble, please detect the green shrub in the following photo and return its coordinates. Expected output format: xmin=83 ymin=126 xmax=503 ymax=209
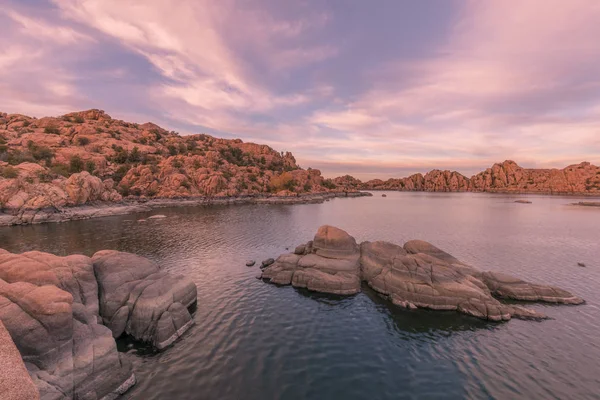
xmin=113 ymin=148 xmax=129 ymax=164
xmin=77 ymin=137 xmax=90 ymax=146
xmin=44 ymin=125 xmax=60 ymax=134
xmin=73 ymin=115 xmax=84 ymax=123
xmin=37 ymin=171 xmax=54 ymax=183
xmin=50 ymin=164 xmax=69 ymax=177
xmin=181 ymin=180 xmax=191 ymax=189
xmin=69 ymin=155 xmax=84 ymax=173
xmin=113 ymin=165 xmax=130 ymax=183
xmin=22 ymin=120 xmax=31 ymax=127
xmin=129 ymin=146 xmax=141 ymax=163
xmin=7 ymin=149 xmax=34 ymax=165
xmin=29 ymin=143 xmax=54 ymax=165
xmin=322 ymin=179 xmax=337 ymax=190
xmin=172 ymin=159 xmax=183 ymax=168
xmin=168 ymin=145 xmax=178 ymax=156
xmin=0 ymin=166 xmax=18 ymax=179
xmin=85 ymin=160 xmax=95 ymax=174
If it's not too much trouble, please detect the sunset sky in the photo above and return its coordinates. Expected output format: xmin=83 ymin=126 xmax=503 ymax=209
xmin=2 ymin=0 xmax=599 ymax=179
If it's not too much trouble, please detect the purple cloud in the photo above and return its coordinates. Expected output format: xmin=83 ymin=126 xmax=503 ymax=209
xmin=1 ymin=0 xmax=599 ymax=179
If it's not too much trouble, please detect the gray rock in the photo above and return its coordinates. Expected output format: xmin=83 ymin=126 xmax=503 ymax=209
xmin=261 ymin=225 xmax=584 ymax=322
xmin=0 ymin=250 xmax=135 ymax=400
xmin=261 ymin=258 xmax=275 ymax=268
xmin=92 ymin=250 xmax=197 ymax=349
xmin=246 ymin=260 xmax=256 ymax=267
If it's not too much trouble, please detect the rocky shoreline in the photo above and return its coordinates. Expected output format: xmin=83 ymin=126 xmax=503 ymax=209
xmin=260 ymin=225 xmax=584 ymax=322
xmin=0 ymin=191 xmax=371 ymax=226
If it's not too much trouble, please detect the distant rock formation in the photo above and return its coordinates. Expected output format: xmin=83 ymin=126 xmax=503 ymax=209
xmin=336 ymin=160 xmax=600 ymax=194
xmin=260 ymin=225 xmax=583 ymax=322
xmin=0 ymin=248 xmax=197 ymax=399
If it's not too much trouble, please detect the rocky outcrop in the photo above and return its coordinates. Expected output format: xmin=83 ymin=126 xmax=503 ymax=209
xmin=0 ymin=248 xmax=197 ymax=399
xmin=360 ymin=170 xmax=469 ymax=192
xmin=0 ymin=321 xmax=39 ymax=400
xmin=262 ymin=226 xmax=362 ymax=295
xmin=469 ymin=160 xmax=600 ymax=194
xmin=92 ymin=251 xmax=197 ymax=349
xmin=260 ymin=226 xmax=583 ymax=322
xmin=0 ymin=110 xmax=357 ymax=219
xmin=341 ymin=160 xmax=600 ymax=194
xmin=0 ymin=164 xmax=121 ymax=214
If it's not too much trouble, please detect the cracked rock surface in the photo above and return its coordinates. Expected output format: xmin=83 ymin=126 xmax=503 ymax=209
xmin=0 ymin=248 xmax=197 ymax=399
xmin=261 ymin=225 xmax=584 ymax=321
xmin=92 ymin=251 xmax=197 ymax=349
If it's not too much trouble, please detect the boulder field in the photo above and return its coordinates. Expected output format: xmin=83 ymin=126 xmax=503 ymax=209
xmin=0 ymin=249 xmax=197 ymax=399
xmin=260 ymin=226 xmax=584 ymax=321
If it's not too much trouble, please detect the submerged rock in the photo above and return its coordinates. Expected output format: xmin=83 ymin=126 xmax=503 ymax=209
xmin=514 ymin=200 xmax=532 ymax=204
xmin=0 ymin=248 xmax=197 ymax=398
xmin=260 ymin=225 xmax=584 ymax=322
xmin=147 ymin=214 xmax=167 ymax=219
xmin=246 ymin=260 xmax=256 ymax=267
xmin=261 ymin=258 xmax=275 ymax=268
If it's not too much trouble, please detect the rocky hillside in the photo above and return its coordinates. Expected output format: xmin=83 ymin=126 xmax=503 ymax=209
xmin=336 ymin=160 xmax=600 ymax=194
xmin=0 ymin=109 xmax=340 ymax=212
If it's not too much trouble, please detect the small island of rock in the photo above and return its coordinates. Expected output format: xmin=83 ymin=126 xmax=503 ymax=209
xmin=260 ymin=225 xmax=583 ymax=322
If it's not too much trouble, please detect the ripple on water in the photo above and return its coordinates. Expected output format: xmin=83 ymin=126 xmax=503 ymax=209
xmin=1 ymin=193 xmax=599 ymax=400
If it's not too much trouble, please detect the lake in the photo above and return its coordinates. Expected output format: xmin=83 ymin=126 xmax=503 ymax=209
xmin=1 ymin=192 xmax=599 ymax=400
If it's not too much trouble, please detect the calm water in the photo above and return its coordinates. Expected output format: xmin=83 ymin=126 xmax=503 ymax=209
xmin=2 ymin=192 xmax=600 ymax=400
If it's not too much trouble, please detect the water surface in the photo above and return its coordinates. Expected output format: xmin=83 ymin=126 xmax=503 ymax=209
xmin=2 ymin=192 xmax=599 ymax=400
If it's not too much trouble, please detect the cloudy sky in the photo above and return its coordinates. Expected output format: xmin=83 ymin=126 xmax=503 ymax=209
xmin=2 ymin=0 xmax=600 ymax=179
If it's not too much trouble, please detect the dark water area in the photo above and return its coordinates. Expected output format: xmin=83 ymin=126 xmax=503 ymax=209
xmin=1 ymin=192 xmax=599 ymax=400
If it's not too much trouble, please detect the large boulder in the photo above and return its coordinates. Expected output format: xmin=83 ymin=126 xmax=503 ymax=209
xmin=261 ymin=225 xmax=361 ymax=295
xmin=361 ymin=241 xmax=536 ymax=321
xmin=92 ymin=251 xmax=198 ymax=349
xmin=261 ymin=226 xmax=584 ymax=322
xmin=0 ymin=251 xmax=135 ymax=400
xmin=0 ymin=321 xmax=39 ymax=400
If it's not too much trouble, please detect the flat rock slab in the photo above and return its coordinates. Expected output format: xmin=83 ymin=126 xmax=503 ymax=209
xmin=261 ymin=225 xmax=583 ymax=322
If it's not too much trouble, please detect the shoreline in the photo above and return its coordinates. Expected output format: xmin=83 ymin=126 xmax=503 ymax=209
xmin=0 ymin=191 xmax=371 ymax=227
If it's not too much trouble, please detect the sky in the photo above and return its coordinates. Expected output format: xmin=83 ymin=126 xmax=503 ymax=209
xmin=1 ymin=0 xmax=600 ymax=180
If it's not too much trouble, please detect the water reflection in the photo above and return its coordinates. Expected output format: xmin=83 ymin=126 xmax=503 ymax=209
xmin=1 ymin=192 xmax=599 ymax=400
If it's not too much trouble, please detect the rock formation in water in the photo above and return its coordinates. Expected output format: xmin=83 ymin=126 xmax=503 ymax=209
xmin=0 ymin=109 xmax=345 ymax=219
xmin=260 ymin=226 xmax=583 ymax=321
xmin=0 ymin=248 xmax=197 ymax=399
xmin=335 ymin=160 xmax=600 ymax=194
